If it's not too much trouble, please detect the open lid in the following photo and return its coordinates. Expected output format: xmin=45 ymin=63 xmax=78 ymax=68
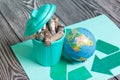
xmin=24 ymin=4 xmax=56 ymax=36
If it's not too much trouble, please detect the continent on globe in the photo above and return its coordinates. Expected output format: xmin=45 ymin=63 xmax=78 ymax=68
xmin=72 ymin=34 xmax=94 ymax=52
xmin=76 ymin=57 xmax=87 ymax=62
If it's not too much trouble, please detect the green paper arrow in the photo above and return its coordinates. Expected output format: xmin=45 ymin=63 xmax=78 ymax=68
xmin=50 ymin=58 xmax=92 ymax=80
xmin=50 ymin=59 xmax=67 ymax=80
xmin=68 ymin=66 xmax=92 ymax=80
xmin=96 ymin=40 xmax=119 ymax=54
xmin=92 ymin=51 xmax=120 ymax=75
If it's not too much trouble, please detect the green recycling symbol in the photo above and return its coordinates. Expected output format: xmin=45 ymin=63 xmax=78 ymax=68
xmin=50 ymin=39 xmax=120 ymax=80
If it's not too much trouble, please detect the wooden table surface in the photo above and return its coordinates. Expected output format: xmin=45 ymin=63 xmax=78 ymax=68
xmin=0 ymin=0 xmax=120 ymax=80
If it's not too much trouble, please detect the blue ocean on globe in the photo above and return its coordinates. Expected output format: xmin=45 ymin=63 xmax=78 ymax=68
xmin=63 ymin=27 xmax=96 ymax=62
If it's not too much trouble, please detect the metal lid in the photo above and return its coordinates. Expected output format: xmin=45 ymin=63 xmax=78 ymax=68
xmin=24 ymin=4 xmax=56 ymax=36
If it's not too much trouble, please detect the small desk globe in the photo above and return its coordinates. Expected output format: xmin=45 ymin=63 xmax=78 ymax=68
xmin=63 ymin=27 xmax=96 ymax=62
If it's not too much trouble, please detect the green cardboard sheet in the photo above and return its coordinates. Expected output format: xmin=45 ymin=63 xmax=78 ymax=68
xmin=11 ymin=15 xmax=120 ymax=80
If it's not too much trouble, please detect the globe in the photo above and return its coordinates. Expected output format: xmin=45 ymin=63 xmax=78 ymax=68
xmin=63 ymin=27 xmax=96 ymax=62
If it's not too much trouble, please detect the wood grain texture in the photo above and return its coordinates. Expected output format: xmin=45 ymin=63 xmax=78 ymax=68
xmin=0 ymin=0 xmax=120 ymax=80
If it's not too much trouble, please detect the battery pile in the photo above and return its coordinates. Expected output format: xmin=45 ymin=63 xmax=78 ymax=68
xmin=34 ymin=17 xmax=64 ymax=46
